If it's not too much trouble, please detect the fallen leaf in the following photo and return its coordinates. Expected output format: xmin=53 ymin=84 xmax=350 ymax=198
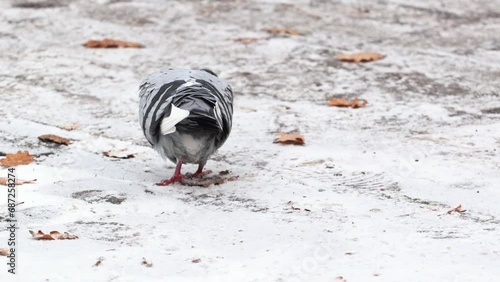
xmin=274 ymin=132 xmax=305 ymax=145
xmin=265 ymin=27 xmax=302 ymax=36
xmin=29 ymin=230 xmax=79 ymax=240
xmin=0 ymin=151 xmax=35 ymax=167
xmin=337 ymin=52 xmax=384 ymax=63
xmin=142 ymin=257 xmax=153 ymax=267
xmin=336 ymin=276 xmax=347 ymax=282
xmin=327 ymin=98 xmax=368 ymax=108
xmin=327 ymin=98 xmax=350 ymax=107
xmin=0 ymin=177 xmax=37 ymax=186
xmin=94 ymin=257 xmax=104 ymax=267
xmin=192 ymin=258 xmax=202 ymax=263
xmin=234 ymin=37 xmax=261 ymax=45
xmin=103 ymin=149 xmax=137 ymax=159
xmin=38 ymin=134 xmax=72 ymax=145
xmin=58 ymin=122 xmax=80 ymax=131
xmin=447 ymin=204 xmax=466 ymax=214
xmin=0 ymin=248 xmax=8 ymax=256
xmin=83 ymin=38 xmax=144 ymax=48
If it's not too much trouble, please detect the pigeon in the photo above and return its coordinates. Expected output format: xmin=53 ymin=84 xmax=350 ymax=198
xmin=139 ymin=68 xmax=234 ymax=185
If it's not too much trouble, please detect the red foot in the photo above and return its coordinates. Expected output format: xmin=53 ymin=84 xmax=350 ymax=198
xmin=155 ymin=174 xmax=183 ymax=186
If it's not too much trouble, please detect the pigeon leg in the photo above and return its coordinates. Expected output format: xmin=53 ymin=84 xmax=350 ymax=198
xmin=156 ymin=159 xmax=183 ymax=186
xmin=191 ymin=161 xmax=212 ymax=178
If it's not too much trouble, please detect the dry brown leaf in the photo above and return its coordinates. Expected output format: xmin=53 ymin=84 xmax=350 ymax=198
xmin=234 ymin=37 xmax=260 ymax=45
xmin=336 ymin=276 xmax=348 ymax=282
xmin=29 ymin=230 xmax=79 ymax=240
xmin=327 ymin=98 xmax=368 ymax=108
xmin=38 ymin=134 xmax=72 ymax=145
xmin=0 ymin=151 xmax=35 ymax=167
xmin=337 ymin=52 xmax=384 ymax=63
xmin=274 ymin=132 xmax=305 ymax=145
xmin=142 ymin=257 xmax=153 ymax=267
xmin=447 ymin=204 xmax=466 ymax=214
xmin=58 ymin=122 xmax=80 ymax=131
xmin=327 ymin=98 xmax=351 ymax=107
xmin=192 ymin=258 xmax=202 ymax=263
xmin=0 ymin=248 xmax=9 ymax=256
xmin=103 ymin=149 xmax=137 ymax=159
xmin=265 ymin=27 xmax=302 ymax=36
xmin=0 ymin=177 xmax=37 ymax=186
xmin=94 ymin=257 xmax=104 ymax=267
xmin=350 ymin=98 xmax=368 ymax=108
xmin=83 ymin=38 xmax=144 ymax=48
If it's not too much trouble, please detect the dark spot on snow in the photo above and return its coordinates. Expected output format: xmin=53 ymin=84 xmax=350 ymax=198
xmin=178 ymin=192 xmax=268 ymax=213
xmin=74 ymin=221 xmax=125 ymax=226
xmin=253 ymin=161 xmax=268 ymax=168
xmin=72 ymin=190 xmax=103 ymax=199
xmin=71 ymin=221 xmax=133 ymax=242
xmin=72 ymin=190 xmax=127 ymax=205
xmin=481 ymin=107 xmax=500 ymax=114
xmin=451 ymin=182 xmax=476 ymax=190
xmin=12 ymin=0 xmax=68 ymax=9
xmin=60 ymin=92 xmax=102 ymax=104
xmin=0 ymin=32 xmax=17 ymax=39
xmin=105 ymin=195 xmax=126 ymax=205
xmin=448 ymin=110 xmax=469 ymax=117
xmin=402 ymin=195 xmax=445 ymax=207
xmin=81 ymin=3 xmax=156 ymax=27
xmin=377 ymin=72 xmax=471 ymax=97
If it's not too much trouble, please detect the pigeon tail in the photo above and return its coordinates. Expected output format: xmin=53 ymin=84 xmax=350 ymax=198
xmin=174 ymin=91 xmax=222 ymax=133
xmin=160 ymin=104 xmax=190 ymax=135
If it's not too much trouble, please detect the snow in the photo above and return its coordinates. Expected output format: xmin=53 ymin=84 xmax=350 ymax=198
xmin=1 ymin=0 xmax=500 ymax=281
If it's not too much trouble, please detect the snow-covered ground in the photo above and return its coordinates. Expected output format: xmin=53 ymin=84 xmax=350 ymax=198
xmin=1 ymin=0 xmax=499 ymax=281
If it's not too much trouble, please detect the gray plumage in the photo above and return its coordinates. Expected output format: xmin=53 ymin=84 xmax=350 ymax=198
xmin=139 ymin=68 xmax=233 ymax=167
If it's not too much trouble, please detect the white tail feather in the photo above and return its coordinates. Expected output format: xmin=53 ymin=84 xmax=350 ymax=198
xmin=160 ymin=104 xmax=190 ymax=135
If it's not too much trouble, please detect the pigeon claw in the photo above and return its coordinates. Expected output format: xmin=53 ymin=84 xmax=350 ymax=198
xmin=156 ymin=174 xmax=183 ymax=186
